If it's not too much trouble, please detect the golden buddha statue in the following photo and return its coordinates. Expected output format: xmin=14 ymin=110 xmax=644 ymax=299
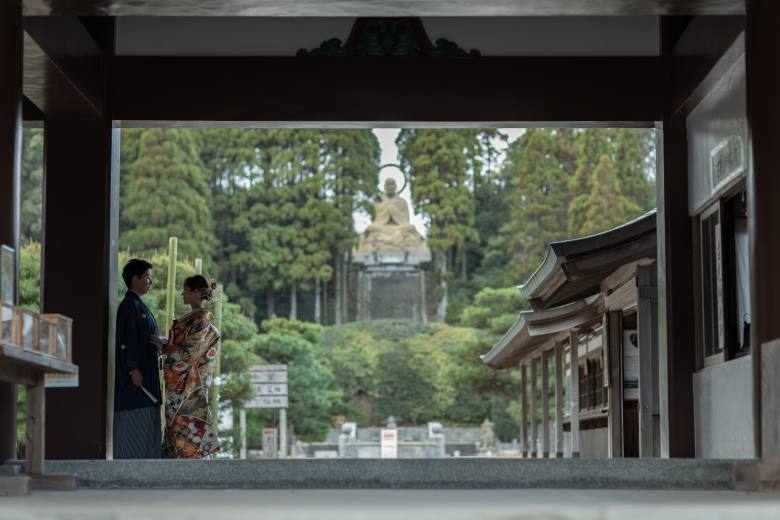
xmin=356 ymin=178 xmax=428 ymax=253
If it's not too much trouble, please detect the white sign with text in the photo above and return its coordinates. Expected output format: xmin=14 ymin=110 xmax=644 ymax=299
xmin=380 ymin=429 xmax=398 ymax=459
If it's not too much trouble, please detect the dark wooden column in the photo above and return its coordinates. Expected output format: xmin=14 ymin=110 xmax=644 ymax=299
xmin=25 ymin=17 xmax=118 ymax=459
xmin=606 ymin=311 xmax=624 ymax=457
xmin=530 ymin=357 xmax=538 ymax=458
xmin=569 ymin=331 xmax=580 ymax=458
xmin=656 ymin=112 xmax=696 ymax=458
xmin=42 ymin=118 xmax=116 ymax=459
xmin=746 ymin=0 xmax=780 ymax=459
xmin=0 ymin=0 xmax=23 ymax=465
xmin=638 ymin=265 xmax=660 ymax=457
xmin=519 ymin=363 xmax=528 ymax=457
xmin=41 ymin=123 xmax=116 ymax=464
xmin=655 ymin=18 xmax=698 ymax=459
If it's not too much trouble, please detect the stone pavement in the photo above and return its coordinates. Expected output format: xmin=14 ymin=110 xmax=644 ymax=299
xmin=2 ymin=489 xmax=780 ymax=520
xmin=38 ymin=458 xmax=744 ymax=489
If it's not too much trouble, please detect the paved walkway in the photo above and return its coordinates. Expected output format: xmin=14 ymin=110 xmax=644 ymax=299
xmin=3 ymin=489 xmax=780 ymax=520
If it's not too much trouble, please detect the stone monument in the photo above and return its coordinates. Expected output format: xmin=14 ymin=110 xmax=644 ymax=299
xmin=353 ymin=178 xmax=431 ymax=321
xmin=479 ymin=418 xmax=497 ymax=455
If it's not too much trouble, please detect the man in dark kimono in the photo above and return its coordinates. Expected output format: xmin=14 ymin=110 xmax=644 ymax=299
xmin=113 ymin=258 xmax=163 ymax=459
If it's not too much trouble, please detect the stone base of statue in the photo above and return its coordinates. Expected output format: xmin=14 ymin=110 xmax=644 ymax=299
xmin=353 ymin=231 xmax=432 ymax=322
xmin=354 ymin=258 xmax=430 ymax=322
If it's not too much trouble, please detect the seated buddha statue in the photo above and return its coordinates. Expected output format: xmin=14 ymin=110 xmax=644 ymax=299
xmin=357 ymin=178 xmax=427 ymax=253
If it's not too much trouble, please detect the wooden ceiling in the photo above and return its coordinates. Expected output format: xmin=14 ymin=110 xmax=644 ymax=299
xmin=24 ymin=0 xmax=743 ymax=17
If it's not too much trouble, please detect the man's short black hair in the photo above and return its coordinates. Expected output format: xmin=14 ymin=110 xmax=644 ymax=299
xmin=122 ymin=258 xmax=153 ymax=289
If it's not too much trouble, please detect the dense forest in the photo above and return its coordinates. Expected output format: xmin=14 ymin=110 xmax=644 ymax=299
xmin=18 ymin=127 xmax=655 ymax=449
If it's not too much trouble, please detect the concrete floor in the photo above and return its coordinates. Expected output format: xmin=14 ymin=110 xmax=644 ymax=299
xmin=2 ymin=489 xmax=780 ymax=520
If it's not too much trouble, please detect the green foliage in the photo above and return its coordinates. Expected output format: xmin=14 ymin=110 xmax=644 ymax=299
xmin=318 ymin=324 xmax=380 ymax=423
xmin=19 ymin=243 xmax=41 ymax=313
xmin=396 ymin=129 xmax=481 ymax=253
xmin=252 ymin=318 xmax=338 ymax=441
xmin=374 ymin=335 xmax=455 ymax=423
xmin=120 ymin=129 xmax=217 ymax=266
xmin=614 ymin=129 xmax=656 ymax=210
xmin=459 ymin=287 xmax=527 ymax=334
xmin=16 ymin=386 xmax=25 ymax=447
xmin=478 ymin=128 xmax=656 ymax=286
xmin=503 ymin=129 xmax=573 ymax=282
xmin=20 ymin=128 xmax=44 ymax=244
xmin=316 ymin=320 xmax=519 ymax=440
xmin=568 ymin=154 xmax=643 ymax=238
xmin=189 ymin=128 xmax=379 ymax=320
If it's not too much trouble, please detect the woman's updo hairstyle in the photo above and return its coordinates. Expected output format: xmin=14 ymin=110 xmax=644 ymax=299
xmin=184 ymin=275 xmax=217 ymax=302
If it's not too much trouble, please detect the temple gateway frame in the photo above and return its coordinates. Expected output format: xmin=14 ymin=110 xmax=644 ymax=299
xmin=1 ymin=7 xmax=780 ymax=483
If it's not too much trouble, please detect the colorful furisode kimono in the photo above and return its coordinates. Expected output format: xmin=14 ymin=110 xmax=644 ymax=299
xmin=162 ymin=308 xmax=221 ymax=459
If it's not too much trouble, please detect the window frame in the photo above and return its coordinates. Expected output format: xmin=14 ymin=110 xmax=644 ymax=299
xmin=697 ymin=182 xmax=749 ymax=369
xmin=699 ymin=202 xmax=725 ymax=367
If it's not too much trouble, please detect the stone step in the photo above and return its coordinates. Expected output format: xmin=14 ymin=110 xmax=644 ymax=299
xmin=0 ymin=475 xmax=31 ymax=496
xmin=39 ymin=458 xmax=751 ymax=490
xmin=0 ymin=463 xmax=21 ymax=476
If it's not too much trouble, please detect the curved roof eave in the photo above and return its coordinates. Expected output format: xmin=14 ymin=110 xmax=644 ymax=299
xmin=520 ymin=209 xmax=657 ymax=308
xmin=481 ymin=294 xmax=602 ymax=370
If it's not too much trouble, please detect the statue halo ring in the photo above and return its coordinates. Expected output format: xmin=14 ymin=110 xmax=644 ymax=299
xmin=377 ymin=163 xmax=408 ymax=195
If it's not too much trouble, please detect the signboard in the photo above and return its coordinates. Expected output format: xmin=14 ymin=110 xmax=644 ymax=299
xmin=45 ymin=372 xmax=79 ymax=388
xmin=246 ymin=365 xmax=288 ymax=409
xmin=710 ymin=129 xmax=745 ymax=196
xmin=245 ymin=395 xmax=288 ymax=409
xmin=380 ymin=429 xmax=398 ymax=459
xmin=253 ymin=383 xmax=287 ymax=396
xmin=249 ymin=365 xmax=288 ymax=384
xmin=623 ymin=329 xmax=639 ymax=401
xmin=262 ymin=428 xmax=278 ymax=459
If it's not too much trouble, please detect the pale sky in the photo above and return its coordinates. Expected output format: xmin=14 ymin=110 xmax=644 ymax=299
xmin=355 ymin=128 xmax=526 ymax=237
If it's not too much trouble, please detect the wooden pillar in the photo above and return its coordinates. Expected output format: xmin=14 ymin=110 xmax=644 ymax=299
xmin=530 ymin=357 xmax=538 ymax=458
xmin=657 ymin=116 xmax=696 ymax=458
xmin=23 ymin=16 xmax=119 ymax=460
xmin=25 ymin=374 xmax=45 ymax=475
xmin=657 ymin=18 xmax=697 ymax=458
xmin=638 ymin=265 xmax=659 ymax=457
xmin=606 ymin=311 xmax=624 ymax=457
xmin=541 ymin=350 xmax=550 ymax=458
xmin=520 ymin=363 xmax=528 ymax=457
xmin=0 ymin=0 xmax=23 ymax=465
xmin=746 ymin=0 xmax=780 ymax=459
xmin=554 ymin=342 xmax=564 ymax=458
xmin=42 ymin=119 xmax=117 ymax=459
xmin=569 ymin=331 xmax=580 ymax=458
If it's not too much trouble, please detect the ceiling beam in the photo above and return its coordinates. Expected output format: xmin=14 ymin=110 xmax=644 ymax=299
xmin=23 ymin=0 xmax=744 ymax=17
xmin=110 ymin=56 xmax=666 ymax=124
xmin=23 ymin=17 xmax=107 ymax=116
xmin=668 ymin=15 xmax=745 ymax=115
xmin=22 ymin=33 xmax=100 ymax=117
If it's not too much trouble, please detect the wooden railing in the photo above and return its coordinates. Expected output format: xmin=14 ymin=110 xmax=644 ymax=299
xmin=1 ymin=303 xmax=73 ymax=363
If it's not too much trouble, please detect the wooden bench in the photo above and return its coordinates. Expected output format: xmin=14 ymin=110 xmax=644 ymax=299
xmin=0 ymin=303 xmax=78 ymax=495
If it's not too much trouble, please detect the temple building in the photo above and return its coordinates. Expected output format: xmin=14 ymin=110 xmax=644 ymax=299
xmin=483 ymin=211 xmax=658 ymax=458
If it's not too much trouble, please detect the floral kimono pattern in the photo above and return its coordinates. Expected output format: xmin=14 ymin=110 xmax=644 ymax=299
xmin=162 ymin=308 xmax=220 ymax=458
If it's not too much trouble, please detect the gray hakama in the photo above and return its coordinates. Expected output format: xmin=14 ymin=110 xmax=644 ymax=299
xmin=113 ymin=406 xmax=161 ymax=459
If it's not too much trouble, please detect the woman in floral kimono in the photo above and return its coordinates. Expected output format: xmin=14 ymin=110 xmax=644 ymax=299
xmin=150 ymin=275 xmax=220 ymax=459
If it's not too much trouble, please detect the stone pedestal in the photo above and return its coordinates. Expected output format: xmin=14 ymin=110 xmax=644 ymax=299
xmin=354 ymin=251 xmax=430 ymax=322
